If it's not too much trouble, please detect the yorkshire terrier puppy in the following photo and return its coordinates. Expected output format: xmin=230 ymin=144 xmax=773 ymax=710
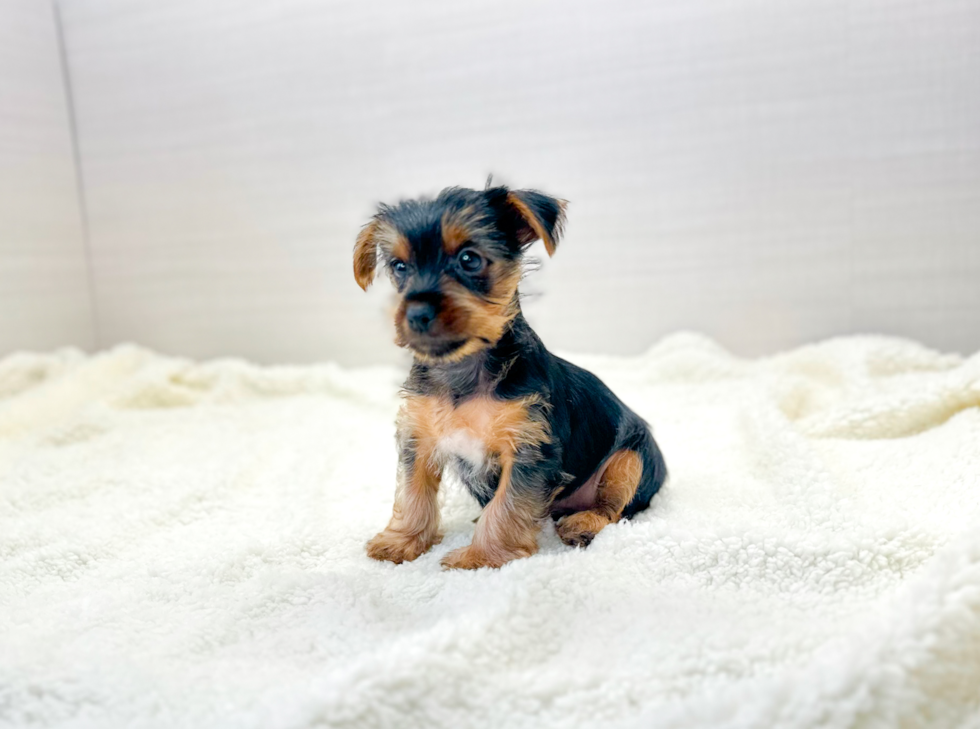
xmin=354 ymin=184 xmax=667 ymax=570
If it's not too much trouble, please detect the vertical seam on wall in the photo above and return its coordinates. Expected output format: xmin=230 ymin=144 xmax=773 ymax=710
xmin=52 ymin=0 xmax=101 ymax=350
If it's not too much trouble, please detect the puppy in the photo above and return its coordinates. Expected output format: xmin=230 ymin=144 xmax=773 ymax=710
xmin=354 ymin=184 xmax=667 ymax=569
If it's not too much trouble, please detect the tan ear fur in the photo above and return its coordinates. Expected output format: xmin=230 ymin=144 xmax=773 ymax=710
xmin=505 ymin=191 xmax=567 ymax=257
xmin=353 ymin=220 xmax=380 ymax=290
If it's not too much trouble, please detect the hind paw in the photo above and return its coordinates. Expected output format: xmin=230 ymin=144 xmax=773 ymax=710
xmin=556 ymin=511 xmax=610 ymax=548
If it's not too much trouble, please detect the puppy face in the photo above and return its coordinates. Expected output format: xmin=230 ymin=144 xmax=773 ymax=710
xmin=353 ymin=186 xmax=566 ymax=363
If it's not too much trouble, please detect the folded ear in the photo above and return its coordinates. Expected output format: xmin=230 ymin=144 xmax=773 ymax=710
xmin=353 ymin=220 xmax=381 ymax=291
xmin=505 ymin=189 xmax=567 ymax=257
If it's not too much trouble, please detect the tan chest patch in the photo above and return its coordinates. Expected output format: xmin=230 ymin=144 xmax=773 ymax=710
xmin=401 ymin=394 xmax=550 ymax=465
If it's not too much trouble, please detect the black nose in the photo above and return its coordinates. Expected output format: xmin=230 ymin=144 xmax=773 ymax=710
xmin=405 ymin=300 xmax=437 ymax=334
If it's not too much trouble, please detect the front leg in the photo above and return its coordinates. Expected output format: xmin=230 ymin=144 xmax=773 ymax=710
xmin=441 ymin=455 xmax=547 ymax=570
xmin=366 ymin=438 xmax=441 ymax=564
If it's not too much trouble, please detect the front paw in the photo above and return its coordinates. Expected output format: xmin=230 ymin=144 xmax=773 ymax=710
xmin=440 ymin=543 xmax=534 ymax=570
xmin=366 ymin=529 xmax=440 ymax=564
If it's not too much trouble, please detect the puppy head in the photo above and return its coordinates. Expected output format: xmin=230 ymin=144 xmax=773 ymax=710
xmin=353 ymin=185 xmax=566 ymax=363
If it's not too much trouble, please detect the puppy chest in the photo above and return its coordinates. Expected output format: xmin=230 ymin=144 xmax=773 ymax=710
xmin=436 ymin=429 xmax=487 ymax=468
xmin=406 ymin=393 xmax=545 ymax=463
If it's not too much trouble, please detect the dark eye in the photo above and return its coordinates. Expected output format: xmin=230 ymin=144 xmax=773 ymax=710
xmin=391 ymin=260 xmax=407 ymax=275
xmin=458 ymin=250 xmax=484 ymax=273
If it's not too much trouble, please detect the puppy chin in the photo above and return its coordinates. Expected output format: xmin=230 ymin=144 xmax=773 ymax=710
xmin=411 ymin=337 xmax=467 ymax=357
xmin=400 ymin=332 xmax=488 ymax=364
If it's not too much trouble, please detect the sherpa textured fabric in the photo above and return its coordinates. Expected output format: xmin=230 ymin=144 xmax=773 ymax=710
xmin=1 ymin=334 xmax=979 ymax=729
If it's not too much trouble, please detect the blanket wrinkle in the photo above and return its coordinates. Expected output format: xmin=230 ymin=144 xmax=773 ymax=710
xmin=1 ymin=334 xmax=979 ymax=728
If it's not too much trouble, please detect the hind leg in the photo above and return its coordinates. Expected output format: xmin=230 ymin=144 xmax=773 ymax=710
xmin=556 ymin=449 xmax=642 ymax=548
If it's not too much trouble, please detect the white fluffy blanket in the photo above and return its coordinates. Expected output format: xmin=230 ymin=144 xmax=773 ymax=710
xmin=2 ymin=335 xmax=980 ymax=728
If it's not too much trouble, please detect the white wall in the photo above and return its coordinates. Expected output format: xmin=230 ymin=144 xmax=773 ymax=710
xmin=11 ymin=0 xmax=980 ymax=364
xmin=0 ymin=0 xmax=94 ymax=354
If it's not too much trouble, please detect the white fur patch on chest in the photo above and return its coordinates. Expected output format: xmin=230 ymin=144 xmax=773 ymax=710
xmin=436 ymin=429 xmax=487 ymax=469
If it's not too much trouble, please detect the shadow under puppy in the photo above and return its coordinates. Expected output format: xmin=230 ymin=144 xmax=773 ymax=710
xmin=354 ymin=184 xmax=667 ymax=570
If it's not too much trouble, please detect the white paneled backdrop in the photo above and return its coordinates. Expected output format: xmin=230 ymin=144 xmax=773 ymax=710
xmin=0 ymin=0 xmax=93 ymax=352
xmin=2 ymin=0 xmax=979 ymax=364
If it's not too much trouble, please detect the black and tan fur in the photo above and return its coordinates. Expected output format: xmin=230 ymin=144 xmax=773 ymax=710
xmin=355 ymin=184 xmax=667 ymax=570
